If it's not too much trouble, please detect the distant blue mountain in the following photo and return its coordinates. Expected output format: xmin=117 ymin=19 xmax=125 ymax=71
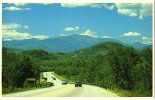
xmin=2 ymin=34 xmax=151 ymax=52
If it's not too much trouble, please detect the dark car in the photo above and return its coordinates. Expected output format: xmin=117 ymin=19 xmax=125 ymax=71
xmin=75 ymin=81 xmax=82 ymax=87
xmin=62 ymin=80 xmax=68 ymax=85
xmin=52 ymin=77 xmax=56 ymax=80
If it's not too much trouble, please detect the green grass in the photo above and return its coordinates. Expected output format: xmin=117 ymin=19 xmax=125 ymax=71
xmin=40 ymin=72 xmax=44 ymax=78
xmin=40 ymin=72 xmax=47 ymax=84
xmin=52 ymin=72 xmax=74 ymax=82
xmin=2 ymin=87 xmax=38 ymax=94
xmin=52 ymin=72 xmax=67 ymax=81
xmin=108 ymin=88 xmax=152 ymax=97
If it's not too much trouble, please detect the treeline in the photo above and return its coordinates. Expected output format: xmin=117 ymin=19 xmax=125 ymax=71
xmin=107 ymin=47 xmax=152 ymax=94
xmin=2 ymin=48 xmax=62 ymax=94
xmin=2 ymin=48 xmax=37 ymax=93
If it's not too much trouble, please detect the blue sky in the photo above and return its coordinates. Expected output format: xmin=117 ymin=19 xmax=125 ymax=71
xmin=2 ymin=3 xmax=153 ymax=44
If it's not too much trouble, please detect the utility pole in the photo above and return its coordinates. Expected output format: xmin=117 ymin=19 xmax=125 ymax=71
xmin=36 ymin=67 xmax=40 ymax=88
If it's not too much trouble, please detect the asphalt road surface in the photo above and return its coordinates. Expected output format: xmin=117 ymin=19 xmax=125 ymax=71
xmin=3 ymin=72 xmax=118 ymax=97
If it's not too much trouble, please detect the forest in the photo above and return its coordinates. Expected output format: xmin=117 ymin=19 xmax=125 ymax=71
xmin=2 ymin=42 xmax=152 ymax=96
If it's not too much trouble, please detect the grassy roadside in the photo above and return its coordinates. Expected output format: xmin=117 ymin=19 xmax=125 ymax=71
xmin=40 ymin=72 xmax=46 ymax=84
xmin=52 ymin=72 xmax=67 ymax=81
xmin=52 ymin=72 xmax=75 ymax=82
xmin=2 ymin=87 xmax=39 ymax=94
xmin=108 ymin=88 xmax=152 ymax=97
xmin=52 ymin=72 xmax=152 ymax=97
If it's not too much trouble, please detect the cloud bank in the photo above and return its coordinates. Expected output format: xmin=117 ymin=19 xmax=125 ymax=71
xmin=3 ymin=3 xmax=31 ymax=11
xmin=3 ymin=6 xmax=31 ymax=11
xmin=2 ymin=23 xmax=48 ymax=40
xmin=115 ymin=3 xmax=152 ymax=19
xmin=60 ymin=3 xmax=115 ymax=10
xmin=60 ymin=3 xmax=152 ymax=19
xmin=123 ymin=32 xmax=141 ymax=37
xmin=80 ymin=29 xmax=111 ymax=38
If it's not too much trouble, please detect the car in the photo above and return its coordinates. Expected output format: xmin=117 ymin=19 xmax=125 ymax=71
xmin=43 ymin=77 xmax=47 ymax=81
xmin=62 ymin=80 xmax=68 ymax=85
xmin=52 ymin=77 xmax=56 ymax=80
xmin=75 ymin=81 xmax=82 ymax=87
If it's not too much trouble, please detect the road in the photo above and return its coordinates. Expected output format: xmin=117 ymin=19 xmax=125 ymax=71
xmin=3 ymin=72 xmax=118 ymax=97
xmin=43 ymin=72 xmax=61 ymax=86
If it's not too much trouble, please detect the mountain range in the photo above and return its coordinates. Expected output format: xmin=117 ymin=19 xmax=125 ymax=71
xmin=3 ymin=34 xmax=151 ymax=52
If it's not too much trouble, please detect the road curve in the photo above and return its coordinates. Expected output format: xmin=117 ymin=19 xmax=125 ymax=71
xmin=3 ymin=72 xmax=118 ymax=97
xmin=3 ymin=84 xmax=118 ymax=97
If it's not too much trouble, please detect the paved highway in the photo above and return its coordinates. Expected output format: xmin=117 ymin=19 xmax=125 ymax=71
xmin=3 ymin=72 xmax=118 ymax=97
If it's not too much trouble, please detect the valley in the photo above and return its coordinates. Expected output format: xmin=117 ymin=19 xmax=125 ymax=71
xmin=2 ymin=41 xmax=152 ymax=97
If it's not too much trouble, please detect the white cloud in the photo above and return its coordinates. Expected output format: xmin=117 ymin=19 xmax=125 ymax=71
xmin=117 ymin=8 xmax=137 ymax=17
xmin=3 ymin=23 xmax=29 ymax=29
xmin=102 ymin=4 xmax=115 ymax=10
xmin=3 ymin=6 xmax=31 ymax=11
xmin=80 ymin=29 xmax=97 ymax=37
xmin=80 ymin=29 xmax=111 ymax=38
xmin=60 ymin=3 xmax=114 ymax=10
xmin=3 ymin=3 xmax=54 ymax=11
xmin=141 ymin=36 xmax=152 ymax=44
xmin=61 ymin=3 xmax=96 ymax=8
xmin=2 ymin=23 xmax=21 ymax=30
xmin=64 ymin=26 xmax=80 ymax=31
xmin=32 ymin=35 xmax=49 ymax=40
xmin=3 ymin=29 xmax=32 ymax=40
xmin=2 ymin=23 xmax=48 ymax=40
xmin=123 ymin=32 xmax=141 ymax=37
xmin=3 ymin=30 xmax=48 ymax=40
xmin=115 ymin=3 xmax=152 ymax=19
xmin=61 ymin=3 xmax=151 ymax=19
xmin=42 ymin=3 xmax=53 ymax=5
xmin=12 ymin=3 xmax=28 ymax=6
xmin=13 ymin=3 xmax=52 ymax=5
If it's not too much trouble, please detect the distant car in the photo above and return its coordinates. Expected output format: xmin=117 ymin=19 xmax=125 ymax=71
xmin=52 ymin=77 xmax=56 ymax=80
xmin=62 ymin=80 xmax=68 ymax=85
xmin=75 ymin=81 xmax=82 ymax=87
xmin=43 ymin=77 xmax=47 ymax=81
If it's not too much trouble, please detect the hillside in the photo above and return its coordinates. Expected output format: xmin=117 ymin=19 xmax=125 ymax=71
xmin=3 ymin=42 xmax=127 ymax=63
xmin=4 ymin=41 xmax=151 ymax=60
xmin=69 ymin=42 xmax=126 ymax=57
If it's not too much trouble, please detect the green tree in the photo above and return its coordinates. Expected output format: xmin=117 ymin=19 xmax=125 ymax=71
xmin=132 ymin=48 xmax=152 ymax=94
xmin=107 ymin=47 xmax=138 ymax=90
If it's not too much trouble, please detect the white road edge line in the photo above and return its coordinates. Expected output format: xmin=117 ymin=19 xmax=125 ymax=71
xmin=80 ymin=87 xmax=86 ymax=97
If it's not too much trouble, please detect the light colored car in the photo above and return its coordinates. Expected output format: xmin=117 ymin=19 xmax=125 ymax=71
xmin=70 ymin=82 xmax=74 ymax=84
xmin=62 ymin=80 xmax=68 ymax=85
